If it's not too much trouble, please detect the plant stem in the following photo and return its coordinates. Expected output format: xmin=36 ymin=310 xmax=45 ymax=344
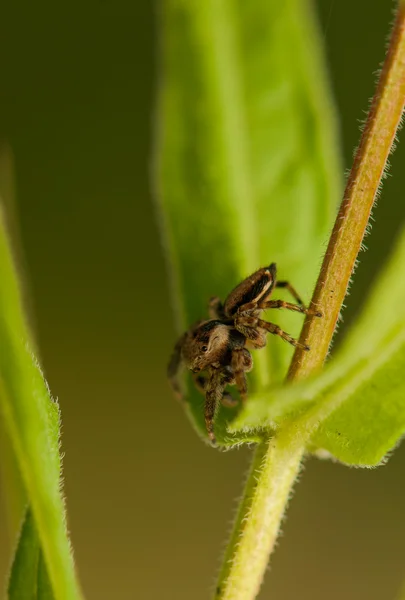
xmin=288 ymin=1 xmax=405 ymax=381
xmin=215 ymin=4 xmax=405 ymax=599
xmin=215 ymin=436 xmax=304 ymax=600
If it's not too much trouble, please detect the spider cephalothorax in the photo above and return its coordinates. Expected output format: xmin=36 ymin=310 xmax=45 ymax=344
xmin=168 ymin=263 xmax=321 ymax=445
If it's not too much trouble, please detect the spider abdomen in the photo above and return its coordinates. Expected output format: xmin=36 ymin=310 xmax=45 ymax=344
xmin=223 ymin=263 xmax=277 ymax=316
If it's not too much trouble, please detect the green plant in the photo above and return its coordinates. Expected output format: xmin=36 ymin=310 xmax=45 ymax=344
xmin=0 ymin=162 xmax=83 ymax=597
xmin=1 ymin=2 xmax=404 ymax=598
xmin=156 ymin=1 xmax=405 ymax=599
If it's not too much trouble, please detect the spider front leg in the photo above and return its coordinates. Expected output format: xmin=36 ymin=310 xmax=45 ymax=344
xmin=259 ymin=299 xmax=322 ymax=317
xmin=204 ymin=364 xmax=249 ymax=444
xmin=204 ymin=369 xmax=229 ymax=445
xmin=258 ymin=318 xmax=310 ymax=350
xmin=236 ymin=298 xmax=321 ymax=317
xmin=275 ymin=280 xmax=305 ymax=305
xmin=235 ymin=314 xmax=310 ymax=351
xmin=274 ymin=280 xmax=322 ymax=317
xmin=236 ymin=299 xmax=311 ymax=316
xmin=230 ymin=348 xmax=253 ymax=402
xmin=194 ymin=372 xmax=238 ymax=407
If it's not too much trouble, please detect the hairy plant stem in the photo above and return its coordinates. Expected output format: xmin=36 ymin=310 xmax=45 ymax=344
xmin=289 ymin=1 xmax=405 ymax=381
xmin=215 ymin=5 xmax=405 ymax=599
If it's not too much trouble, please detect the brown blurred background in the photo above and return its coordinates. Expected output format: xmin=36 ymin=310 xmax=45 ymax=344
xmin=1 ymin=2 xmax=405 ymax=599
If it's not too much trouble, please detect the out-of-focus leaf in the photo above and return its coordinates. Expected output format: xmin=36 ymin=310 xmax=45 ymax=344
xmin=232 ymin=229 xmax=405 ymax=465
xmin=36 ymin=552 xmax=55 ymax=600
xmin=0 ymin=148 xmax=27 ymax=539
xmin=0 ymin=208 xmax=83 ymax=599
xmin=8 ymin=508 xmax=39 ymax=599
xmin=155 ymin=0 xmax=341 ymax=445
xmin=8 ymin=508 xmax=55 ymax=600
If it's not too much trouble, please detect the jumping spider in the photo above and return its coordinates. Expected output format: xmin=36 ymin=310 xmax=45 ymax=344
xmin=168 ymin=263 xmax=321 ymax=445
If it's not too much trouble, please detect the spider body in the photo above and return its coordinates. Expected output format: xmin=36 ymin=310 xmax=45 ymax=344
xmin=168 ymin=263 xmax=320 ymax=445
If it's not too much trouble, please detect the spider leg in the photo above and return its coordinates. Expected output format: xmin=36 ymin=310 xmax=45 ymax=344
xmin=209 ymin=296 xmax=226 ymax=319
xmin=236 ymin=315 xmax=310 ymax=351
xmin=204 ymin=370 xmax=227 ymax=445
xmin=259 ymin=299 xmax=322 ymax=317
xmin=275 ymin=280 xmax=305 ymax=305
xmin=258 ymin=319 xmax=310 ymax=350
xmin=194 ymin=373 xmax=238 ymax=407
xmin=167 ymin=332 xmax=187 ymax=401
xmin=234 ymin=320 xmax=268 ymax=349
xmin=274 ymin=281 xmax=323 ymax=317
xmin=231 ymin=348 xmax=252 ymax=402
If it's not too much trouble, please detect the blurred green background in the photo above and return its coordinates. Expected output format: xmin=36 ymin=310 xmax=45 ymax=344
xmin=1 ymin=2 xmax=405 ymax=599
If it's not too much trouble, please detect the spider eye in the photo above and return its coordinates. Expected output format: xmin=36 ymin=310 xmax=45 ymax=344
xmin=201 ymin=345 xmax=208 ymax=353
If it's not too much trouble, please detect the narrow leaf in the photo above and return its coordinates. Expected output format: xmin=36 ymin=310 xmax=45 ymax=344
xmin=0 ymin=146 xmax=27 ymax=539
xmin=0 ymin=208 xmax=83 ymax=599
xmin=37 ymin=552 xmax=55 ymax=600
xmin=8 ymin=508 xmax=39 ymax=600
xmin=155 ymin=0 xmax=341 ymax=445
xmin=8 ymin=508 xmax=55 ymax=600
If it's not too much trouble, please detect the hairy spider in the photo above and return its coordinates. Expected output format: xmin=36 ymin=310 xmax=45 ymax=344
xmin=168 ymin=263 xmax=321 ymax=445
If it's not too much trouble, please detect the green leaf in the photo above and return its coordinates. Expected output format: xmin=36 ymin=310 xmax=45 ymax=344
xmin=311 ymin=331 xmax=405 ymax=465
xmin=311 ymin=228 xmax=405 ymax=465
xmin=36 ymin=552 xmax=55 ymax=600
xmin=0 ymin=208 xmax=83 ymax=599
xmin=155 ymin=0 xmax=341 ymax=445
xmin=232 ymin=229 xmax=405 ymax=465
xmin=8 ymin=508 xmax=40 ymax=600
xmin=0 ymin=146 xmax=28 ymax=538
xmin=8 ymin=508 xmax=55 ymax=600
